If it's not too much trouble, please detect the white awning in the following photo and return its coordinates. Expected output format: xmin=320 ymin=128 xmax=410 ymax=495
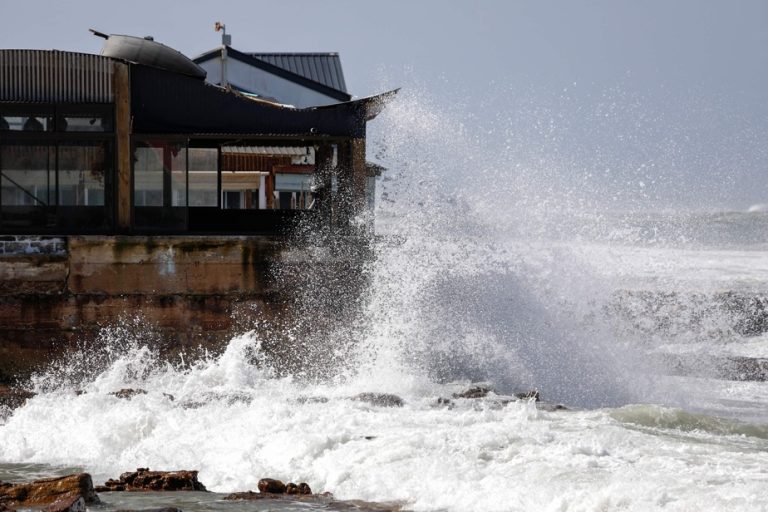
xmin=221 ymin=146 xmax=309 ymax=156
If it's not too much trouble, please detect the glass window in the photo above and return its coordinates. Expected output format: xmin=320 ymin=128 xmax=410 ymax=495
xmin=0 ymin=144 xmax=55 ymax=206
xmin=134 ymin=145 xmax=163 ymax=207
xmin=188 ymin=148 xmax=218 ymax=207
xmin=61 ymin=114 xmax=113 ymax=132
xmin=58 ymin=143 xmax=108 ymax=206
xmin=133 ymin=142 xmax=186 ymax=207
xmin=171 ymin=147 xmax=187 ymax=207
xmin=0 ymin=116 xmax=52 ymax=132
xmin=274 ymin=173 xmax=314 ymax=210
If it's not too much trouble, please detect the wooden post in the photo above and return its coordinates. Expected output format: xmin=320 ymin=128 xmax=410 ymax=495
xmin=350 ymin=138 xmax=367 ymax=213
xmin=113 ymin=61 xmax=132 ymax=231
xmin=336 ymin=138 xmax=367 ymax=230
xmin=314 ymin=143 xmax=334 ymax=225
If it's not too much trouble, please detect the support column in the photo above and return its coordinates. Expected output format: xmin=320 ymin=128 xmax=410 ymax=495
xmin=314 ymin=143 xmax=335 ymax=226
xmin=114 ymin=61 xmax=132 ymax=232
xmin=336 ymin=138 xmax=368 ymax=230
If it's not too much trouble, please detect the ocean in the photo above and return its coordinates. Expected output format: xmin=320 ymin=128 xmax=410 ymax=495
xmin=1 ymin=92 xmax=767 ymax=511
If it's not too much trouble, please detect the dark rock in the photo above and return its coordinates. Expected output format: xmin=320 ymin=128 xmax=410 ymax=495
xmin=538 ymin=402 xmax=568 ymax=412
xmin=434 ymin=397 xmax=454 ymax=408
xmin=224 ymin=490 xmax=401 ymax=511
xmin=180 ymin=392 xmax=251 ymax=409
xmin=110 ymin=389 xmax=147 ymax=399
xmin=0 ymin=501 xmax=16 ymax=512
xmin=257 ymin=478 xmax=286 ymax=494
xmin=114 ymin=508 xmax=184 ymax=512
xmin=351 ymin=393 xmax=404 ymax=407
xmin=514 ymin=390 xmax=540 ymax=401
xmin=296 ymin=396 xmax=329 ymax=404
xmin=0 ymin=385 xmax=36 ymax=410
xmin=99 ymin=469 xmax=206 ymax=492
xmin=0 ymin=474 xmax=99 ymax=506
xmin=285 ymin=482 xmax=312 ymax=495
xmin=452 ymin=385 xmax=492 ymax=399
xmin=43 ymin=495 xmax=85 ymax=512
xmin=226 ymin=489 xmax=332 ymax=501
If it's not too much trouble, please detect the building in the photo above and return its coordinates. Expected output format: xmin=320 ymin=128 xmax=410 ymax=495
xmin=0 ymin=33 xmax=395 ymax=381
xmin=0 ymin=32 xmax=393 ymax=236
xmin=194 ymin=47 xmax=351 ymax=108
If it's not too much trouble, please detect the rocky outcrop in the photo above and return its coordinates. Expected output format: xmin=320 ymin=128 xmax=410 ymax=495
xmin=452 ymin=385 xmax=540 ymax=401
xmin=95 ymin=469 xmax=206 ymax=492
xmin=0 ymin=473 xmax=99 ymax=507
xmin=114 ymin=509 xmax=183 ymax=512
xmin=351 ymin=393 xmax=404 ymax=407
xmin=225 ymin=489 xmax=330 ymax=503
xmin=255 ymin=478 xmax=311 ymax=495
xmin=43 ymin=495 xmax=86 ymax=512
xmin=225 ymin=487 xmax=402 ymax=511
xmin=514 ymin=390 xmax=540 ymax=401
xmin=453 ymin=385 xmax=492 ymax=399
xmin=110 ymin=389 xmax=147 ymax=399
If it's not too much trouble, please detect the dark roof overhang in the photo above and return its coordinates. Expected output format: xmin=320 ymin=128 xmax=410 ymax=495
xmin=130 ymin=64 xmax=396 ymax=138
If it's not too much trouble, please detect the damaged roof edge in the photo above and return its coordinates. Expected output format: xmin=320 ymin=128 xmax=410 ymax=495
xmin=93 ymin=30 xmax=208 ymax=80
xmin=309 ymin=88 xmax=400 ymax=121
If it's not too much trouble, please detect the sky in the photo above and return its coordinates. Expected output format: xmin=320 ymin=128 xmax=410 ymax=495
xmin=1 ymin=0 xmax=767 ymax=209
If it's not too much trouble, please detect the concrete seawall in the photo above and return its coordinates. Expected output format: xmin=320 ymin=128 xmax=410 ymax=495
xmin=0 ymin=235 xmax=323 ymax=382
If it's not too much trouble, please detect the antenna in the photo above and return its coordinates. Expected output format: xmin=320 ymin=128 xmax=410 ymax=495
xmin=89 ymin=29 xmax=109 ymax=39
xmin=214 ymin=22 xmax=231 ymax=46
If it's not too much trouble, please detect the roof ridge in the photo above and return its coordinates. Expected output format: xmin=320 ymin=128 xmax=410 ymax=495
xmin=248 ymin=52 xmax=340 ymax=56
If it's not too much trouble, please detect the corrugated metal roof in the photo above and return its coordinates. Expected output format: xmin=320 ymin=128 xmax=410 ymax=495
xmin=248 ymin=53 xmax=348 ymax=94
xmin=0 ymin=50 xmax=114 ymax=103
xmin=221 ymin=146 xmax=309 ymax=156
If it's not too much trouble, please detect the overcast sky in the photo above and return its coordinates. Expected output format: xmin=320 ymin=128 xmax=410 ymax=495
xmin=2 ymin=0 xmax=767 ymax=209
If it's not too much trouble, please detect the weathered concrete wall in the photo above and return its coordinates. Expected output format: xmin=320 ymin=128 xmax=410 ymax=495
xmin=0 ymin=236 xmax=303 ymax=382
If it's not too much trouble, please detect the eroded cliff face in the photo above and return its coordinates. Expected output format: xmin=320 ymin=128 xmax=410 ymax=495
xmin=0 ymin=235 xmax=365 ymax=382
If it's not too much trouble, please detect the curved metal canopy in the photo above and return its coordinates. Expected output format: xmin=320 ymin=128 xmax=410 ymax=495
xmin=91 ymin=29 xmax=207 ymax=80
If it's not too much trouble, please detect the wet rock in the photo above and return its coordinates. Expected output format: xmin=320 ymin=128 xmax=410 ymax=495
xmin=44 ymin=495 xmax=85 ymax=512
xmin=296 ymin=396 xmax=329 ymax=404
xmin=514 ymin=389 xmax=540 ymax=401
xmin=225 ymin=490 xmax=402 ymax=511
xmin=180 ymin=392 xmax=251 ymax=409
xmin=0 ymin=385 xmax=36 ymax=410
xmin=98 ymin=469 xmax=206 ymax=492
xmin=434 ymin=397 xmax=454 ymax=408
xmin=0 ymin=501 xmax=16 ymax=512
xmin=452 ymin=385 xmax=493 ymax=399
xmin=351 ymin=393 xmax=404 ymax=407
xmin=257 ymin=478 xmax=286 ymax=494
xmin=110 ymin=389 xmax=147 ymax=399
xmin=114 ymin=509 xmax=183 ymax=512
xmin=0 ymin=473 xmax=99 ymax=506
xmin=225 ymin=489 xmax=329 ymax=501
xmin=285 ymin=482 xmax=312 ymax=495
xmin=538 ymin=402 xmax=568 ymax=412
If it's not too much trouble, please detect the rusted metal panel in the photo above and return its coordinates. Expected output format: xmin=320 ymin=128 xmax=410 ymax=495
xmin=0 ymin=50 xmax=114 ymax=103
